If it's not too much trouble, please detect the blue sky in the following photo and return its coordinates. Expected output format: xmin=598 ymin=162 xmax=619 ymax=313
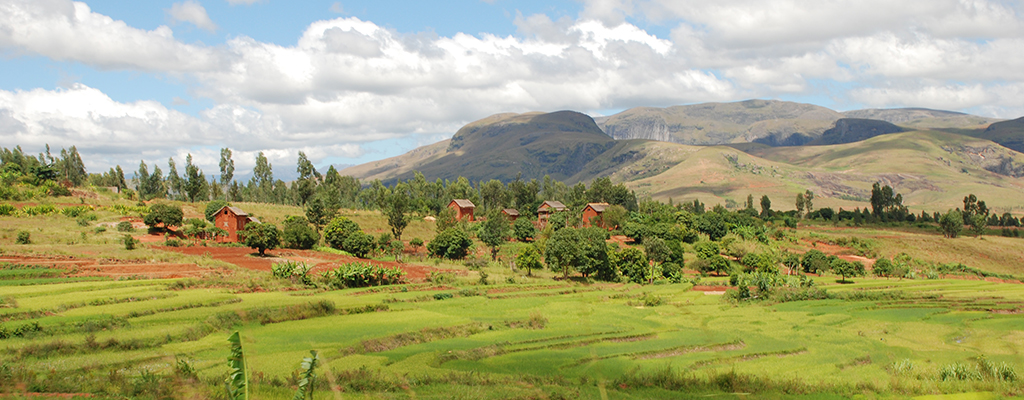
xmin=2 ymin=0 xmax=1023 ymax=178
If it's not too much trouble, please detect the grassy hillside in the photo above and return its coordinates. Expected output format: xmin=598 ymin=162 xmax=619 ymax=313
xmin=843 ymin=107 xmax=1001 ymax=130
xmin=594 ymin=99 xmax=842 ymax=146
xmin=627 ymin=130 xmax=1024 ymax=214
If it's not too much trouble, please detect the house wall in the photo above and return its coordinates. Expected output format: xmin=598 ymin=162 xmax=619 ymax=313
xmin=582 ymin=207 xmax=601 ymax=228
xmin=214 ymin=209 xmax=249 ymax=243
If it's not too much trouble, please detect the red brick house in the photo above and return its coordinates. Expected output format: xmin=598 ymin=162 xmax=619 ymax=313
xmin=448 ymin=199 xmax=476 ymax=221
xmin=501 ymin=208 xmax=520 ymax=222
xmin=214 ymin=206 xmax=260 ymax=243
xmin=537 ymin=200 xmax=567 ymax=227
xmin=581 ymin=202 xmax=610 ymax=228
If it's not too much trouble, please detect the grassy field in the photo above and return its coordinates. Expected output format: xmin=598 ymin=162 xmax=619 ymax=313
xmin=3 ymin=271 xmax=1023 ymax=399
xmin=2 ymin=194 xmax=1024 ymax=399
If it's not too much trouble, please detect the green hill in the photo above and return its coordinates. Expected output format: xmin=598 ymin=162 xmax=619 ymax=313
xmin=842 ymin=107 xmax=1001 ymax=129
xmin=594 ymin=99 xmax=842 ymax=146
xmin=968 ymin=116 xmax=1024 ymax=153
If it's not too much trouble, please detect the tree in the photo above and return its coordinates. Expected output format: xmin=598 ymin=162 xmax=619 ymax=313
xmin=601 ymin=204 xmax=629 ymax=229
xmin=614 ymin=247 xmax=650 ymax=284
xmin=304 ymin=195 xmax=336 ymax=234
xmin=795 ymin=193 xmax=805 ymax=216
xmin=782 ymin=252 xmax=800 ymax=275
xmin=479 ymin=209 xmax=511 ymax=260
xmin=343 ymin=231 xmax=375 ymax=258
xmin=323 ymin=217 xmax=360 ymax=250
xmin=167 ymin=157 xmax=184 ymax=200
xmin=294 ymin=151 xmax=319 ymax=206
xmin=428 ymin=227 xmax=473 ymax=259
xmin=282 ymin=216 xmax=318 ymax=250
xmin=242 ymin=222 xmax=280 ymax=256
xmin=969 ymin=213 xmax=987 ymax=238
xmin=693 ymin=241 xmax=720 ymax=260
xmin=759 ymin=195 xmax=771 ymax=218
xmin=803 ymin=190 xmax=814 ymax=217
xmin=545 ymin=227 xmax=582 ymax=279
xmin=873 ymin=258 xmax=894 ymax=278
xmin=515 ymin=245 xmax=543 ymax=276
xmin=939 ymin=209 xmax=964 ymax=238
xmin=513 ymin=217 xmax=537 ymax=242
xmin=252 ymin=152 xmax=274 ymax=202
xmin=577 ymin=227 xmax=611 ymax=279
xmin=205 ymin=200 xmax=229 ymax=222
xmin=643 ymin=236 xmax=671 ymax=264
xmin=183 ymin=154 xmax=207 ymax=202
xmin=746 ymin=194 xmax=755 ymax=210
xmin=800 ymin=249 xmax=829 ymax=274
xmin=143 ymin=203 xmax=183 ymax=231
xmin=832 ymin=259 xmax=865 ymax=283
xmin=383 ymin=184 xmax=410 ymax=240
xmin=219 ymin=148 xmax=234 ymax=189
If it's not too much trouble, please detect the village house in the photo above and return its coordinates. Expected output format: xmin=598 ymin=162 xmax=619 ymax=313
xmin=581 ymin=202 xmax=611 ymax=228
xmin=537 ymin=200 xmax=567 ymax=227
xmin=448 ymin=199 xmax=476 ymax=221
xmin=501 ymin=208 xmax=520 ymax=222
xmin=214 ymin=206 xmax=260 ymax=243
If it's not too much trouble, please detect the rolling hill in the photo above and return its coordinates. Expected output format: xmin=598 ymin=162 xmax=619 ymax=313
xmin=341 ymin=103 xmax=1024 ymax=214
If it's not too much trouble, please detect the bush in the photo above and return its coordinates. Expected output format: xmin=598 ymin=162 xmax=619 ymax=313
xmin=164 ymin=239 xmax=183 ymax=247
xmin=123 ymin=234 xmax=140 ymax=250
xmin=427 ymin=271 xmax=457 ymax=285
xmin=282 ymin=216 xmax=318 ymax=250
xmin=693 ymin=241 xmax=720 ymax=260
xmin=143 ymin=203 xmax=183 ymax=231
xmin=801 ymin=249 xmax=829 ymax=274
xmin=116 ymin=221 xmax=135 ymax=232
xmin=873 ymin=258 xmax=894 ymax=277
xmin=272 ymin=261 xmax=313 ymax=286
xmin=343 ymin=231 xmax=375 ymax=259
xmin=427 ymin=227 xmax=473 ymax=260
xmin=241 ymin=223 xmax=281 ymax=256
xmin=323 ymin=217 xmax=360 ymax=250
xmin=318 ymin=262 xmax=405 ymax=288
xmin=60 ymin=205 xmax=91 ymax=218
xmin=513 ymin=217 xmax=537 ymax=241
xmin=16 ymin=231 xmax=31 ymax=244
xmin=0 ymin=204 xmax=16 ymax=216
xmin=409 ymin=237 xmax=424 ymax=247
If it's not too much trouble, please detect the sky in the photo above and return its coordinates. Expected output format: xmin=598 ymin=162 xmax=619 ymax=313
xmin=2 ymin=0 xmax=1024 ymax=179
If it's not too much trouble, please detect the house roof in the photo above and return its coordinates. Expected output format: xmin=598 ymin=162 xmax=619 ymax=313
xmin=539 ymin=200 xmax=567 ymax=211
xmin=217 ymin=206 xmax=249 ymax=217
xmin=585 ymin=203 xmax=610 ymax=213
xmin=450 ymin=199 xmax=476 ymax=208
xmin=502 ymin=208 xmax=520 ymax=216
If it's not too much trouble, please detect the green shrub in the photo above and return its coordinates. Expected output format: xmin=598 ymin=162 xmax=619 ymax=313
xmin=318 ymin=262 xmax=405 ymax=289
xmin=15 ymin=231 xmax=30 ymax=245
xmin=116 ymin=221 xmax=135 ymax=232
xmin=409 ymin=237 xmax=424 ymax=247
xmin=323 ymin=217 xmax=360 ymax=250
xmin=282 ymin=216 xmax=318 ymax=250
xmin=427 ymin=227 xmax=472 ymax=259
xmin=204 ymin=200 xmax=229 ymax=222
xmin=271 ymin=261 xmax=313 ymax=286
xmin=0 ymin=204 xmax=15 ymax=216
xmin=427 ymin=271 xmax=457 ymax=285
xmin=21 ymin=204 xmax=56 ymax=216
xmin=433 ymin=292 xmax=454 ymax=301
xmin=60 ymin=205 xmax=91 ymax=218
xmin=939 ymin=362 xmax=981 ymax=381
xmin=343 ymin=231 xmax=375 ymax=258
xmin=164 ymin=239 xmax=183 ymax=247
xmin=123 ymin=234 xmax=140 ymax=250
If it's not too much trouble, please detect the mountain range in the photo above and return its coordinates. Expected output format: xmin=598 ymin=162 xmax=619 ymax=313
xmin=340 ymin=100 xmax=1024 ymax=213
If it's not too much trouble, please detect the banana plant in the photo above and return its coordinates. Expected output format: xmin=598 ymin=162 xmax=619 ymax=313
xmin=292 ymin=350 xmax=319 ymax=400
xmin=226 ymin=331 xmax=248 ymax=400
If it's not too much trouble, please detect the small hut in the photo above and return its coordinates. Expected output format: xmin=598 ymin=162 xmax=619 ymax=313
xmin=448 ymin=199 xmax=476 ymax=221
xmin=214 ymin=206 xmax=259 ymax=243
xmin=501 ymin=208 xmax=520 ymax=222
xmin=537 ymin=200 xmax=568 ymax=226
xmin=581 ymin=202 xmax=611 ymax=228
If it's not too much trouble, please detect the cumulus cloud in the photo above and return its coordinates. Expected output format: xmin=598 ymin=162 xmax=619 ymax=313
xmin=4 ymin=0 xmax=1024 ymax=172
xmin=0 ymin=0 xmax=223 ymax=72
xmin=167 ymin=1 xmax=217 ymax=33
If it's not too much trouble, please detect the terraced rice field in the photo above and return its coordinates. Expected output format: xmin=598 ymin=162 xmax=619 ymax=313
xmin=2 ymin=273 xmax=1022 ymax=399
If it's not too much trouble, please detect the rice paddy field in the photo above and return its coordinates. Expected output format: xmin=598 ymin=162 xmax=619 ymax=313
xmin=2 ymin=269 xmax=1023 ymax=399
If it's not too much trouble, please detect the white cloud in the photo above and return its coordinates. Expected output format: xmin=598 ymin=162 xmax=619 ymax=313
xmin=4 ymin=0 xmax=1024 ymax=172
xmin=167 ymin=1 xmax=217 ymax=33
xmin=227 ymin=0 xmax=262 ymax=5
xmin=329 ymin=2 xmax=344 ymax=13
xmin=0 ymin=0 xmax=223 ymax=72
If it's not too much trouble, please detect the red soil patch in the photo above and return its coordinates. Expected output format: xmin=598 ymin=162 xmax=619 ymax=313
xmin=691 ymin=285 xmax=730 ymax=294
xmin=607 ymin=235 xmax=635 ymax=247
xmin=155 ymin=246 xmax=452 ymax=282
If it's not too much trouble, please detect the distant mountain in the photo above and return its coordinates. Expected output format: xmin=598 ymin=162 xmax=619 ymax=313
xmin=594 ymin=99 xmax=842 ymax=147
xmin=842 ymin=108 xmax=1001 ymax=129
xmin=341 ymin=111 xmax=621 ymax=183
xmin=974 ymin=116 xmax=1024 ymax=153
xmin=809 ymin=118 xmax=906 ymax=145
